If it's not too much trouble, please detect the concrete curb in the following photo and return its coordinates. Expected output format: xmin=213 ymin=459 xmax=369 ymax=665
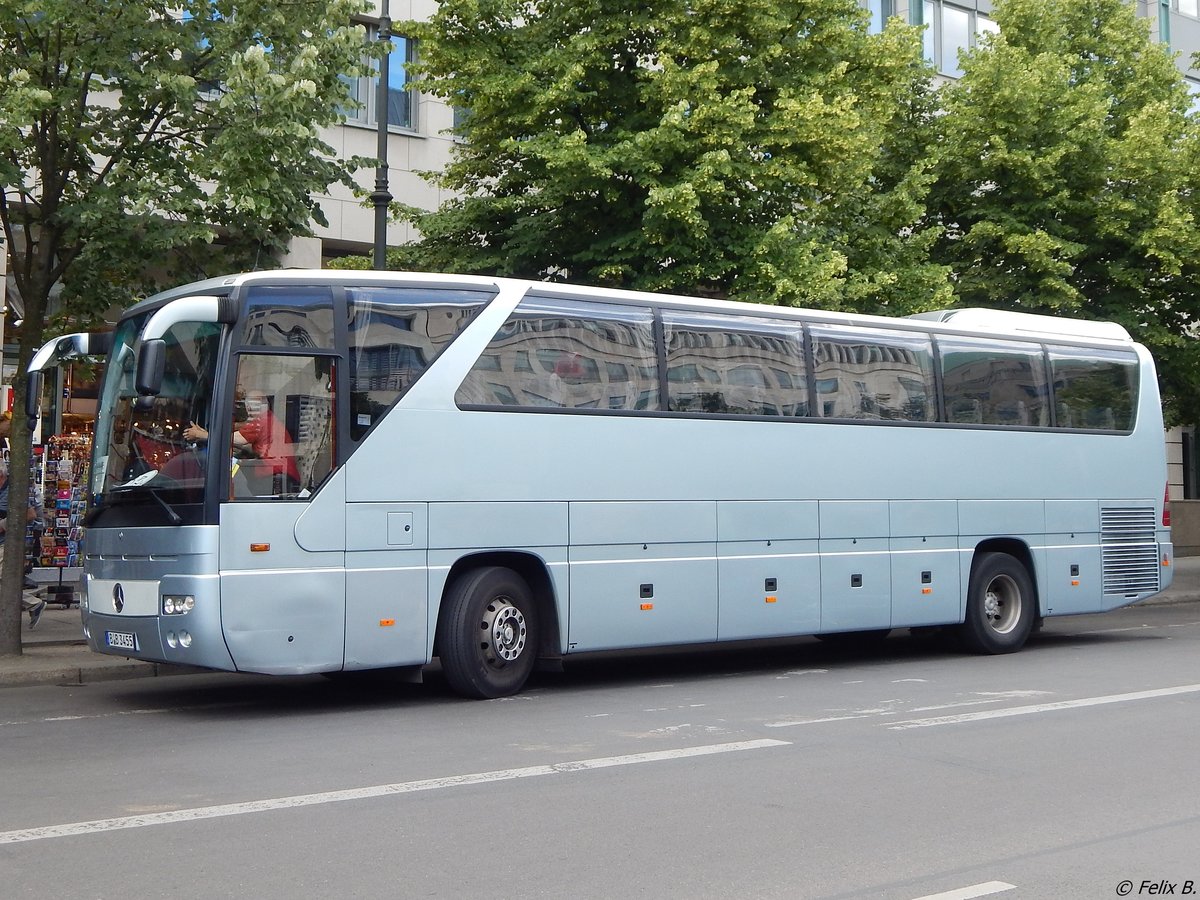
xmin=0 ymin=644 xmax=204 ymax=690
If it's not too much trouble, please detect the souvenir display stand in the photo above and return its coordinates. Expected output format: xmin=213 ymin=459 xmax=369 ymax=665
xmin=29 ymin=436 xmax=90 ymax=606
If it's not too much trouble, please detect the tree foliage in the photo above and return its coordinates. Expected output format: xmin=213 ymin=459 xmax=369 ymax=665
xmin=390 ymin=0 xmax=950 ymax=314
xmin=0 ymin=0 xmax=373 ymax=654
xmin=926 ymin=0 xmax=1200 ymax=424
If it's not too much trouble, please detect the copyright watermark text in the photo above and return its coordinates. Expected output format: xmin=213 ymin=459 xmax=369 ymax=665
xmin=1116 ymin=881 xmax=1195 ymax=896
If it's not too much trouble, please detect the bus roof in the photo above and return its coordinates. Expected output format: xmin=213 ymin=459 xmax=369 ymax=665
xmin=129 ymin=269 xmax=1136 ymax=347
xmin=907 ymin=308 xmax=1132 ymax=343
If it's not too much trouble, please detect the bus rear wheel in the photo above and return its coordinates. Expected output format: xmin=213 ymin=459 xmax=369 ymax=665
xmin=439 ymin=566 xmax=539 ymax=699
xmin=959 ymin=552 xmax=1036 ymax=654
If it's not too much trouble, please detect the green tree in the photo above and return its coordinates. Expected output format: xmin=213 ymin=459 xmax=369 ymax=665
xmin=927 ymin=0 xmax=1200 ymax=424
xmin=383 ymin=0 xmax=950 ymax=313
xmin=0 ymin=0 xmax=374 ymax=655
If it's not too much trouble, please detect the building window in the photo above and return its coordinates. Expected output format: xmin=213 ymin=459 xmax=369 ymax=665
xmin=923 ymin=2 xmax=997 ymax=78
xmin=1179 ymin=0 xmax=1199 ymax=18
xmin=342 ymin=27 xmax=417 ymax=132
xmin=1187 ymin=77 xmax=1200 ymax=114
xmin=866 ymin=0 xmax=895 ymax=34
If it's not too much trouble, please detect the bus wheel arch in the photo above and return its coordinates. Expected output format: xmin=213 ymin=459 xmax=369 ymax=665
xmin=960 ymin=545 xmax=1038 ymax=654
xmin=435 ymin=553 xmax=560 ymax=698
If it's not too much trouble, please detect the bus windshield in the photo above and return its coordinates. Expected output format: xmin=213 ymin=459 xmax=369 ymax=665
xmin=91 ymin=314 xmax=222 ymax=512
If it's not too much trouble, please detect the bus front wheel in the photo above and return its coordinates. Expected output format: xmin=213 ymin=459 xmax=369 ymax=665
xmin=959 ymin=552 xmax=1036 ymax=654
xmin=439 ymin=566 xmax=539 ymax=699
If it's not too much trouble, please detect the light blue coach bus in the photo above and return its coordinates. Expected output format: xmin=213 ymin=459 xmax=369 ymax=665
xmin=29 ymin=271 xmax=1173 ymax=697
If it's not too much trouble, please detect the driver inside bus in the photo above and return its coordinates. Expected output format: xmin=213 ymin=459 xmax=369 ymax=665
xmin=184 ymin=388 xmax=300 ymax=493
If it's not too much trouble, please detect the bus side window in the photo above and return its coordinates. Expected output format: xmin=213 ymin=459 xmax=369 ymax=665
xmin=347 ymin=287 xmax=490 ymax=439
xmin=939 ymin=338 xmax=1050 ymax=428
xmin=661 ymin=311 xmax=806 ymax=417
xmin=1048 ymin=347 xmax=1138 ymax=432
xmin=811 ymin=325 xmax=937 ymax=422
xmin=456 ymin=297 xmax=660 ymax=412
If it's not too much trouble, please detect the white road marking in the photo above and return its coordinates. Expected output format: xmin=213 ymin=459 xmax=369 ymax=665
xmin=889 ymin=683 xmax=1200 ymax=730
xmin=1069 ymin=620 xmax=1200 ymax=635
xmin=765 ymin=714 xmax=874 ymax=727
xmin=2 ymin=707 xmax=197 ymax=728
xmin=911 ymin=881 xmax=1016 ymax=900
xmin=0 ymin=738 xmax=790 ymax=845
xmin=764 ymin=690 xmax=1054 ymax=728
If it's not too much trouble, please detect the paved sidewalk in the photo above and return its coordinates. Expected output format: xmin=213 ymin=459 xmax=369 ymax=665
xmin=1 ymin=600 xmax=202 ymax=689
xmin=4 ymin=557 xmax=1200 ymax=690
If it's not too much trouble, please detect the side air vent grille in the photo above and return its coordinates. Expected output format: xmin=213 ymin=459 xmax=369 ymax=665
xmin=1100 ymin=507 xmax=1160 ymax=596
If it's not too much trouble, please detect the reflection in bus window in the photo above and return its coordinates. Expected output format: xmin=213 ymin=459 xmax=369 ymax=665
xmin=242 ymin=286 xmax=336 ymax=349
xmin=811 ymin=326 xmax=936 ymax=421
xmin=664 ymin=312 xmax=807 ymax=417
xmin=940 ymin=338 xmax=1049 ymax=427
xmin=347 ymin=287 xmax=490 ymax=439
xmin=1049 ymin=347 xmax=1138 ymax=431
xmin=456 ymin=298 xmax=660 ymax=411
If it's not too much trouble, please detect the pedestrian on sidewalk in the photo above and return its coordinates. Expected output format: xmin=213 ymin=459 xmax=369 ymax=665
xmin=0 ymin=457 xmax=47 ymax=628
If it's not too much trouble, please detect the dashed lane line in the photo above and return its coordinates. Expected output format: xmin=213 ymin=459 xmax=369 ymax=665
xmin=910 ymin=881 xmax=1016 ymax=900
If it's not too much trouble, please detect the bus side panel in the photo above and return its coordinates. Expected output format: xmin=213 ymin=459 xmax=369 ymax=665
xmin=890 ymin=537 xmax=960 ymax=627
xmin=716 ymin=501 xmax=820 ymax=640
xmin=428 ymin=501 xmax=568 ymax=551
xmin=219 ymin=504 xmax=346 ymax=674
xmin=717 ymin=541 xmax=820 ymax=639
xmin=345 ymin=551 xmax=429 ymax=669
xmin=818 ymin=501 xmax=890 ymax=631
xmin=889 ymin=501 xmax=960 ymax=627
xmin=345 ymin=503 xmax=431 ymax=670
xmin=568 ymin=501 xmax=718 ymax=652
xmin=1043 ymin=500 xmax=1102 ymax=615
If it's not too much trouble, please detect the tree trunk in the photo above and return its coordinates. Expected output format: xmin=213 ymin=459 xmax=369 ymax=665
xmin=0 ymin=284 xmax=50 ymax=657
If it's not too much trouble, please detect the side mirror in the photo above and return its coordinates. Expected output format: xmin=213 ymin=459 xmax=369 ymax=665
xmin=25 ymin=372 xmax=43 ymax=421
xmin=136 ymin=339 xmax=167 ymax=396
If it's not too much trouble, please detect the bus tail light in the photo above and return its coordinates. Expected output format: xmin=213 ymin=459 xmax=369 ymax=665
xmin=1164 ymin=483 xmax=1171 ymax=528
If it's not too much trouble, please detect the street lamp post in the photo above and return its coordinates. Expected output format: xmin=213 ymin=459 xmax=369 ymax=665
xmin=371 ymin=0 xmax=392 ymax=270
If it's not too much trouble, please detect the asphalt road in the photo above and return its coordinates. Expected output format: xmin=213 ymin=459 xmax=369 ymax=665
xmin=2 ymin=602 xmax=1199 ymax=900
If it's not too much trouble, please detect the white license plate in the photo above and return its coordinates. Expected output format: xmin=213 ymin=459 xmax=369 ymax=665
xmin=106 ymin=631 xmax=137 ymax=651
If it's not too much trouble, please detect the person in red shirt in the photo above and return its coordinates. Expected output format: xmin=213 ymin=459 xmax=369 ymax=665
xmin=234 ymin=391 xmax=300 ymax=487
xmin=184 ymin=390 xmax=299 ymax=492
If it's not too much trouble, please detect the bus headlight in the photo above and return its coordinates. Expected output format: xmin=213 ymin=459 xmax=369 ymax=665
xmin=162 ymin=595 xmax=195 ymax=616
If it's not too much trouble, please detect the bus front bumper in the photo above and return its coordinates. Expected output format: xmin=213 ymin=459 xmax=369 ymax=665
xmin=82 ymin=610 xmax=236 ymax=672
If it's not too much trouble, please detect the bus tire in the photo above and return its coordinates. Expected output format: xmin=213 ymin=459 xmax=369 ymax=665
xmin=959 ymin=552 xmax=1036 ymax=654
xmin=439 ymin=566 xmax=539 ymax=699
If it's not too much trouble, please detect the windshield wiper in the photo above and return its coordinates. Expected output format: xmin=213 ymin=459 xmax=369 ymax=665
xmin=148 ymin=488 xmax=182 ymax=525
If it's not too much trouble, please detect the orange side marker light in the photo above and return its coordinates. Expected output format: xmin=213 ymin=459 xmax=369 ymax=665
xmin=379 ymin=619 xmax=395 ymax=627
xmin=249 ymin=543 xmax=270 ymax=553
xmin=921 ymin=587 xmax=933 ymax=595
xmin=640 ymin=603 xmax=654 ymax=611
xmin=765 ymin=596 xmax=777 ymax=604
